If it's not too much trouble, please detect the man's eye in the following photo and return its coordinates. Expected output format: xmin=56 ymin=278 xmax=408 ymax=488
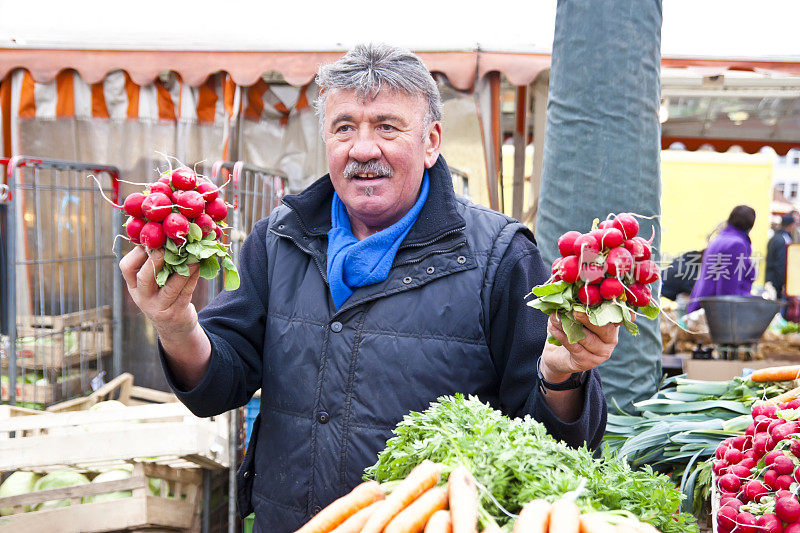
xmin=378 ymin=124 xmax=396 ymax=132
xmin=336 ymin=125 xmax=352 ymax=133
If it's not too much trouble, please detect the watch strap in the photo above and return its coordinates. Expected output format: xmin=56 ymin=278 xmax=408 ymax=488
xmin=537 ymin=358 xmax=587 ymax=394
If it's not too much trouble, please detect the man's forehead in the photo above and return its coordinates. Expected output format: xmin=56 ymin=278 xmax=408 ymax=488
xmin=324 ymin=88 xmax=426 ymax=121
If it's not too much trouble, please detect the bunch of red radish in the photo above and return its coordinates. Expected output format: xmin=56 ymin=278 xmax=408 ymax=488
xmin=121 ymin=166 xmax=228 ymax=249
xmin=551 ymin=213 xmax=659 ymax=309
xmin=714 ymin=400 xmax=800 ymax=533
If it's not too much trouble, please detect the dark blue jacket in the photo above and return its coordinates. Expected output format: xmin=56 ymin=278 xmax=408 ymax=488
xmin=162 ymin=156 xmax=607 ymax=532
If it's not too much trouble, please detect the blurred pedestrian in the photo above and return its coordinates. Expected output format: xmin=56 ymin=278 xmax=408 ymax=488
xmin=766 ymin=213 xmax=798 ymax=299
xmin=686 ymin=205 xmax=757 ymax=313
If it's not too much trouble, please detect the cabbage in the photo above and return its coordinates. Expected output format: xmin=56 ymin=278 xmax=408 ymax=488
xmin=88 ymin=400 xmax=126 ymax=411
xmin=0 ymin=471 xmax=41 ymax=515
xmin=83 ymin=466 xmax=162 ymax=504
xmin=32 ymin=471 xmax=90 ymax=510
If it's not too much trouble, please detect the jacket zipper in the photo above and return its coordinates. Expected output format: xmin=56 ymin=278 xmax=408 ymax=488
xmin=393 ymin=241 xmax=466 ymax=268
xmin=399 ymin=225 xmax=466 ymax=250
xmin=270 ymin=228 xmax=329 ymax=285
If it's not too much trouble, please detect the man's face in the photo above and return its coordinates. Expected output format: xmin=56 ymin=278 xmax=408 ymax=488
xmin=323 ymin=89 xmax=441 ymax=237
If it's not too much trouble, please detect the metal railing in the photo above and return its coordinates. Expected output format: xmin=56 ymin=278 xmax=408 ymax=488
xmin=1 ymin=156 xmax=122 ymax=407
xmin=209 ymin=160 xmax=287 ymax=533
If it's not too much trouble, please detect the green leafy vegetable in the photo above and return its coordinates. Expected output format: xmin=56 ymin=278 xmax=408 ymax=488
xmin=365 ymin=394 xmax=696 ymax=533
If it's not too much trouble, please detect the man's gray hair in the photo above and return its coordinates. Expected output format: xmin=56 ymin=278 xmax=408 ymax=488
xmin=314 ymin=43 xmax=443 ymax=131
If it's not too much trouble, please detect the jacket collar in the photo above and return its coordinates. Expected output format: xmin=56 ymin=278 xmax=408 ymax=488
xmin=280 ymin=155 xmax=466 ymax=246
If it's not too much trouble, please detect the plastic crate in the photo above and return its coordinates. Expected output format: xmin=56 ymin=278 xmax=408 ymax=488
xmin=245 ymin=397 xmax=260 ymax=446
xmin=244 ymin=513 xmax=255 ymax=533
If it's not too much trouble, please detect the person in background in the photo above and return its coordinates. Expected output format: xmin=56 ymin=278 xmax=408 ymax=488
xmin=766 ymin=213 xmax=798 ymax=300
xmin=660 ymin=249 xmax=704 ymax=317
xmin=686 ymin=205 xmax=757 ymax=313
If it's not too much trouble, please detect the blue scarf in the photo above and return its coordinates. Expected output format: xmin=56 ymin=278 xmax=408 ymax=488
xmin=326 ymin=171 xmax=430 ymax=309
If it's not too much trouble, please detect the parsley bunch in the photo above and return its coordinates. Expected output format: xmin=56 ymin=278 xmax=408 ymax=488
xmin=365 ymin=395 xmax=697 ymax=533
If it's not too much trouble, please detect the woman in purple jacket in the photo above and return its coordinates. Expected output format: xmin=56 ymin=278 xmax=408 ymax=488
xmin=686 ymin=205 xmax=757 ymax=313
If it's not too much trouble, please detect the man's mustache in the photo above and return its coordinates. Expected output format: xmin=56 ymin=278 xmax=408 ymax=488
xmin=343 ymin=160 xmax=393 ymax=179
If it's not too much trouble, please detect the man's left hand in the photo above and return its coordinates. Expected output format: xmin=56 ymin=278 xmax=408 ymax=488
xmin=541 ymin=310 xmax=619 ymax=384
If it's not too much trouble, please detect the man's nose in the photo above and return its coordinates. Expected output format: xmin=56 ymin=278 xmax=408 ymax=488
xmin=348 ymin=130 xmax=381 ymax=162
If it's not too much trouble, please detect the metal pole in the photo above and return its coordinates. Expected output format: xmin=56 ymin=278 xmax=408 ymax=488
xmin=203 ymin=468 xmax=212 ymax=533
xmin=112 ymin=174 xmax=123 ymax=378
xmin=7 ymin=164 xmax=16 ymax=405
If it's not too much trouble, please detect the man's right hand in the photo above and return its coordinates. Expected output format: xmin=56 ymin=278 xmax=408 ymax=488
xmin=119 ymin=246 xmax=211 ymax=389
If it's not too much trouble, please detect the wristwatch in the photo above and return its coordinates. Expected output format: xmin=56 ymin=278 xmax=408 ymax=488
xmin=537 ymin=358 xmax=587 ymax=395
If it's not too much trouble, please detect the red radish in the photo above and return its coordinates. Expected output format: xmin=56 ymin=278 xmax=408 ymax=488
xmin=598 ymin=220 xmax=612 ymax=229
xmin=767 ymin=436 xmax=777 ymax=451
xmin=573 ymin=234 xmax=600 ymax=260
xmin=721 ymin=498 xmax=742 ymax=512
xmin=599 ymin=227 xmax=624 ymax=249
xmin=765 ymin=469 xmax=780 ymax=490
xmin=149 ymin=181 xmax=173 ymax=197
xmin=743 ymin=480 xmax=768 ymax=503
xmin=176 ymin=190 xmax=206 ymax=219
xmin=776 ymin=496 xmax=800 ymax=523
xmin=214 ymin=226 xmax=223 ymax=240
xmin=170 ymin=166 xmax=197 ymax=190
xmin=558 ymin=231 xmax=581 ymax=257
xmin=552 ymin=257 xmax=563 ymax=275
xmin=623 ymin=238 xmax=645 ymax=260
xmin=612 ymin=213 xmax=639 ymax=239
xmin=141 ymin=192 xmax=173 ymax=222
xmin=757 ymin=514 xmax=783 ymax=533
xmin=626 ymin=283 xmax=651 ymax=307
xmin=123 ymin=192 xmax=146 ymax=218
xmin=718 ymin=474 xmax=741 ymax=493
xmin=738 ymin=458 xmax=756 ymax=470
xmin=754 ymin=434 xmax=769 ymax=457
xmin=579 ymin=263 xmax=604 ymax=284
xmin=713 ymin=459 xmax=728 ymax=475
xmin=559 ymin=256 xmax=580 ymax=283
xmin=195 ymin=213 xmax=216 ymax=238
xmin=774 ymin=422 xmax=799 ymax=442
xmin=716 ymin=446 xmax=730 ymax=460
xmin=766 ymin=450 xmax=783 ymax=466
xmin=724 ymin=447 xmax=743 ymax=465
xmin=773 ymin=454 xmax=796 ymax=475
xmin=635 ymin=260 xmax=659 ymax=284
xmin=158 ymin=175 xmax=172 ymax=186
xmin=606 ymin=247 xmax=634 ymax=277
xmin=589 ymin=229 xmax=605 ymax=242
xmin=785 ymin=525 xmax=800 ymax=533
xmin=717 ymin=506 xmax=738 ymax=533
xmin=196 ymin=180 xmax=219 ymax=202
xmin=746 ymin=424 xmax=756 ymax=437
xmin=205 ymin=198 xmax=228 ymax=222
xmin=731 ymin=435 xmax=748 ymax=450
xmin=578 ymin=284 xmax=602 ymax=307
xmin=755 ymin=415 xmax=772 ymax=433
xmin=763 ymin=405 xmax=779 ymax=418
xmin=600 ymin=278 xmax=625 ymax=300
xmin=777 ymin=474 xmax=794 ymax=490
xmin=778 ymin=490 xmax=795 ymax=501
xmin=736 ymin=512 xmax=757 ymax=533
xmin=728 ymin=465 xmax=752 ymax=478
xmin=163 ymin=213 xmax=190 ymax=244
xmin=795 ymin=465 xmax=800 ymax=483
xmin=630 ymin=236 xmax=652 ymax=260
xmin=125 ymin=217 xmax=146 ymax=244
xmin=752 ymin=404 xmax=767 ymax=418
xmin=786 ymin=400 xmax=800 ymax=409
xmin=139 ymin=221 xmax=166 ymax=250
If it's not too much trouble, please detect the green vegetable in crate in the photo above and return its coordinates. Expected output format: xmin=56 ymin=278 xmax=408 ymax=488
xmin=82 ymin=466 xmax=162 ymax=503
xmin=365 ymin=394 xmax=696 ymax=533
xmin=0 ymin=471 xmax=41 ymax=515
xmin=90 ymin=157 xmax=240 ymax=290
xmin=32 ymin=471 xmax=90 ymax=510
xmin=527 ymin=213 xmax=660 ymax=345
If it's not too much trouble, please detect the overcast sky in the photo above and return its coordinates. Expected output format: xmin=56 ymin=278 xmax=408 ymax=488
xmin=0 ymin=0 xmax=797 ymax=60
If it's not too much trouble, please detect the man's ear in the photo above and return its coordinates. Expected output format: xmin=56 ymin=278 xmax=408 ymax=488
xmin=424 ymin=122 xmax=443 ymax=169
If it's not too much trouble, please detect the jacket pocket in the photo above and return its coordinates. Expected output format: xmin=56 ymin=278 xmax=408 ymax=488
xmin=236 ymin=412 xmax=260 ymax=518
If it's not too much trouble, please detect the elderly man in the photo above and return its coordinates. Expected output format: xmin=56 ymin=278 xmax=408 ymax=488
xmin=120 ymin=44 xmax=618 ymax=531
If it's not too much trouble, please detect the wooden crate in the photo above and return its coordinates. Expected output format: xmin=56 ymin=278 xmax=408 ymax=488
xmin=0 ymin=462 xmax=201 ymax=532
xmin=0 ymin=400 xmax=229 ymax=471
xmin=12 ymin=306 xmax=112 ymax=369
xmin=1 ymin=374 xmax=83 ymax=404
xmin=45 ymin=373 xmax=176 ymax=413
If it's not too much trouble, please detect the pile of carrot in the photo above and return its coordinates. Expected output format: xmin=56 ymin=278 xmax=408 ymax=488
xmin=293 ymin=461 xmax=662 ymax=533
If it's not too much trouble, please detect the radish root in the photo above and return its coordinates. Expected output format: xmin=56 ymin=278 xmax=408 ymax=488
xmin=86 ymin=174 xmax=123 ymax=208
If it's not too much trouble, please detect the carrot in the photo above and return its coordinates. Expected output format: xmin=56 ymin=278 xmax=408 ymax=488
xmin=512 ymin=499 xmax=552 ymax=533
xmin=749 ymin=365 xmax=800 ymax=383
xmin=448 ymin=466 xmax=478 ymax=533
xmin=425 ymin=510 xmax=453 ymax=533
xmin=384 ymin=486 xmax=449 ymax=533
xmin=578 ymin=515 xmax=616 ymax=533
xmin=547 ymin=499 xmax=580 ymax=533
xmin=361 ymin=460 xmax=443 ymax=533
xmin=330 ymin=500 xmax=383 ymax=533
xmin=766 ymin=385 xmax=800 ymax=405
xmin=294 ymin=480 xmax=385 ymax=533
